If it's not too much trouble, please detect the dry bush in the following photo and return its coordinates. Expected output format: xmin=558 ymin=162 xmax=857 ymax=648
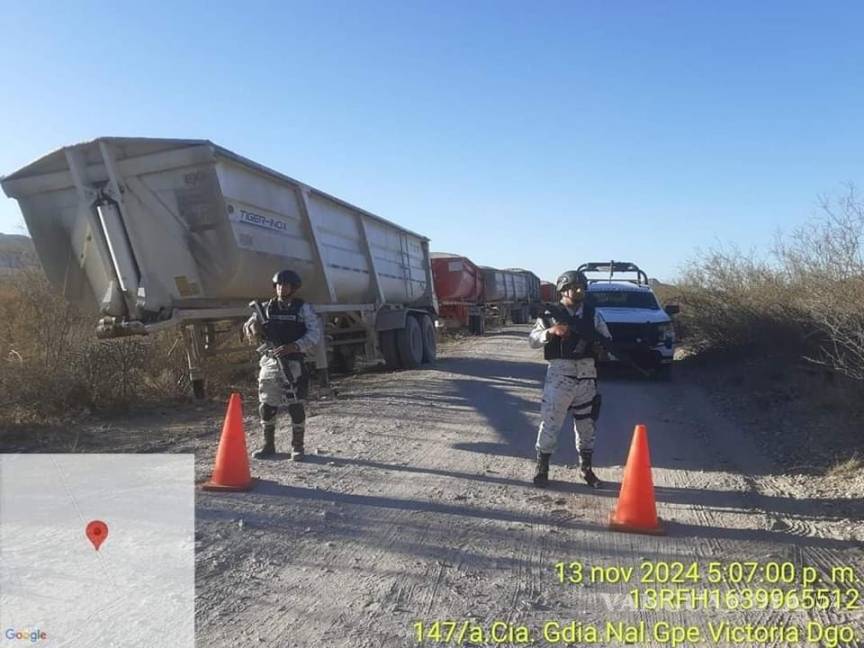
xmin=826 ymin=453 xmax=863 ymax=478
xmin=674 ymin=247 xmax=805 ymax=353
xmin=0 ymin=269 xmax=189 ymax=421
xmin=776 ymin=188 xmax=864 ymax=381
xmin=678 ymin=186 xmax=864 ymax=383
xmin=192 ymin=327 xmax=259 ymax=399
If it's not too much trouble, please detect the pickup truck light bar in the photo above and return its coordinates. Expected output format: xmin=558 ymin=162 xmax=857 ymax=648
xmin=577 ymin=261 xmax=649 ymax=286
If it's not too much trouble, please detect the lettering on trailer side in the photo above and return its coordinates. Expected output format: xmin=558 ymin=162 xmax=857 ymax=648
xmin=227 ymin=203 xmax=298 ymax=255
xmin=236 ymin=208 xmax=290 ymax=235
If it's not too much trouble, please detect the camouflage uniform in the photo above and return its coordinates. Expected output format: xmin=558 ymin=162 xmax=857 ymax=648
xmin=244 ymin=300 xmax=322 ymax=458
xmin=529 ymin=303 xmax=611 ymax=485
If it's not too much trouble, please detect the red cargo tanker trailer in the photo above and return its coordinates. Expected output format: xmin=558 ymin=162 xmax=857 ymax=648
xmin=432 ymin=253 xmax=542 ymax=334
xmin=540 ymin=281 xmax=556 ymax=304
xmin=431 ymin=253 xmax=487 ymax=334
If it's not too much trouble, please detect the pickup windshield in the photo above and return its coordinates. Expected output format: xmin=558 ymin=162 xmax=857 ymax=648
xmin=590 ymin=290 xmax=660 ymax=310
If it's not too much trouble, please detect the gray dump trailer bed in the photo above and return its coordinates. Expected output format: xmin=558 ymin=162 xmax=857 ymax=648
xmin=479 ymin=266 xmax=540 ymax=324
xmin=1 ymin=137 xmax=438 ymax=394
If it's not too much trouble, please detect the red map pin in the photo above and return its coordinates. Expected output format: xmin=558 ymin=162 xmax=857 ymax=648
xmin=86 ymin=520 xmax=109 ymax=551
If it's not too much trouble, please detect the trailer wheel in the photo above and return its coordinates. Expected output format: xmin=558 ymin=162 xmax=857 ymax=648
xmin=379 ymin=330 xmax=401 ymax=370
xmin=419 ymin=314 xmax=437 ymax=363
xmin=395 ymin=316 xmax=424 ymax=369
xmin=192 ymin=378 xmax=206 ymax=400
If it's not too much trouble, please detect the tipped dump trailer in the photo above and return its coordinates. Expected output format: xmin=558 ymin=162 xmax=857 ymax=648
xmin=1 ymin=137 xmax=438 ymax=395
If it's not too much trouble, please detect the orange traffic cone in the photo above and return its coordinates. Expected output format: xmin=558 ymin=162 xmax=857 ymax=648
xmin=609 ymin=424 xmax=664 ymax=535
xmin=202 ymin=393 xmax=255 ymax=492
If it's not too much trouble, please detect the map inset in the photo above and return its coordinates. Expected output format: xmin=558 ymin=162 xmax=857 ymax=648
xmin=0 ymin=454 xmax=194 ymax=647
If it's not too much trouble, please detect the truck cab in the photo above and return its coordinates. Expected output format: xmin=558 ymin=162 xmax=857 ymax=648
xmin=578 ymin=262 xmax=678 ymax=377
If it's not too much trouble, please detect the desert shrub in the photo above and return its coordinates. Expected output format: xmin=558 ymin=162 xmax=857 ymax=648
xmin=776 ymin=189 xmax=864 ymax=381
xmin=677 ymin=186 xmax=864 ymax=382
xmin=0 ymin=269 xmax=190 ymax=421
xmin=674 ymin=247 xmax=805 ymax=353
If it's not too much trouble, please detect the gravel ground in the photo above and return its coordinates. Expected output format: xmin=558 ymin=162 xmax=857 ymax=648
xmin=677 ymin=350 xmax=864 ymax=544
xmin=2 ymin=328 xmax=862 ymax=646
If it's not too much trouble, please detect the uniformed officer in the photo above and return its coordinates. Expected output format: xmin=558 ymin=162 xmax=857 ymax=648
xmin=243 ymin=269 xmax=322 ymax=460
xmin=528 ymin=269 xmax=612 ymax=488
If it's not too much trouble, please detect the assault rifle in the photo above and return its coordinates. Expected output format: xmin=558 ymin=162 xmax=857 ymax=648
xmin=249 ymin=300 xmax=299 ymax=401
xmin=547 ymin=297 xmax=652 ymax=377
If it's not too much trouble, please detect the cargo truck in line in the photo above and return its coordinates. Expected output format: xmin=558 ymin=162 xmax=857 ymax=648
xmin=432 ymin=254 xmax=541 ymax=334
xmin=539 ymin=281 xmax=556 ymax=304
xmin=501 ymin=268 xmax=541 ymax=321
xmin=1 ymin=137 xmax=438 ymax=397
xmin=431 ymin=253 xmax=486 ymax=334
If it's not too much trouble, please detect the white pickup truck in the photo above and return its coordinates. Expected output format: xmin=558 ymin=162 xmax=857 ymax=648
xmin=579 ymin=262 xmax=679 ymax=378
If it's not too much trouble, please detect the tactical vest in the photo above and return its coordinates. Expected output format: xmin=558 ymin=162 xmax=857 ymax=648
xmin=541 ymin=302 xmax=595 ymax=361
xmin=265 ymin=298 xmax=307 ymax=346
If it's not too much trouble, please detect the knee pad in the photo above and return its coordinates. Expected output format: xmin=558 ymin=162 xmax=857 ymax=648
xmin=259 ymin=403 xmax=277 ymax=422
xmin=287 ymin=403 xmax=305 ymax=424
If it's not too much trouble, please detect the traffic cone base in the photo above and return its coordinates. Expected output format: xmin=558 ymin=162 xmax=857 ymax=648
xmin=609 ymin=424 xmax=666 ymax=536
xmin=201 ymin=479 xmax=257 ymax=492
xmin=609 ymin=512 xmax=665 ymax=536
xmin=202 ymin=393 xmax=254 ymax=492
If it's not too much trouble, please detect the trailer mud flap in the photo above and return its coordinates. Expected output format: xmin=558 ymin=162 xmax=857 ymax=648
xmin=375 ymin=308 xmax=408 ymax=332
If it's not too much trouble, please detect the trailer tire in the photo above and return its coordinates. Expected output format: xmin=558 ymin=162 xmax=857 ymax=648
xmin=419 ymin=314 xmax=437 ymax=363
xmin=396 ymin=316 xmax=424 ymax=369
xmin=192 ymin=378 xmax=206 ymax=400
xmin=469 ymin=314 xmax=485 ymax=335
xmin=379 ymin=330 xmax=400 ymax=370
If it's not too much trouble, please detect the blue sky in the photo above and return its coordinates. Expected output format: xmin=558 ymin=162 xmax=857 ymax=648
xmin=1 ymin=1 xmax=862 ymax=282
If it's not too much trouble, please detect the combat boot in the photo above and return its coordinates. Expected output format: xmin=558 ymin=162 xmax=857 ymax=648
xmin=533 ymin=452 xmax=551 ymax=487
xmin=291 ymin=424 xmax=305 ymax=462
xmin=254 ymin=425 xmax=276 ymax=459
xmin=580 ymin=450 xmax=602 ymax=489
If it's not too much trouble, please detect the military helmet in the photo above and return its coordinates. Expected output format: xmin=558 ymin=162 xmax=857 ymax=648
xmin=272 ymin=269 xmax=302 ymax=288
xmin=556 ymin=270 xmax=588 ymax=293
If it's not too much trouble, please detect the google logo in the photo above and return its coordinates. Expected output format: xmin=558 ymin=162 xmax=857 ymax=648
xmin=4 ymin=628 xmax=47 ymax=642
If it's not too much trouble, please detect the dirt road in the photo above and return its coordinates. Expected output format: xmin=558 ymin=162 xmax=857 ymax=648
xmin=191 ymin=326 xmax=863 ymax=647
